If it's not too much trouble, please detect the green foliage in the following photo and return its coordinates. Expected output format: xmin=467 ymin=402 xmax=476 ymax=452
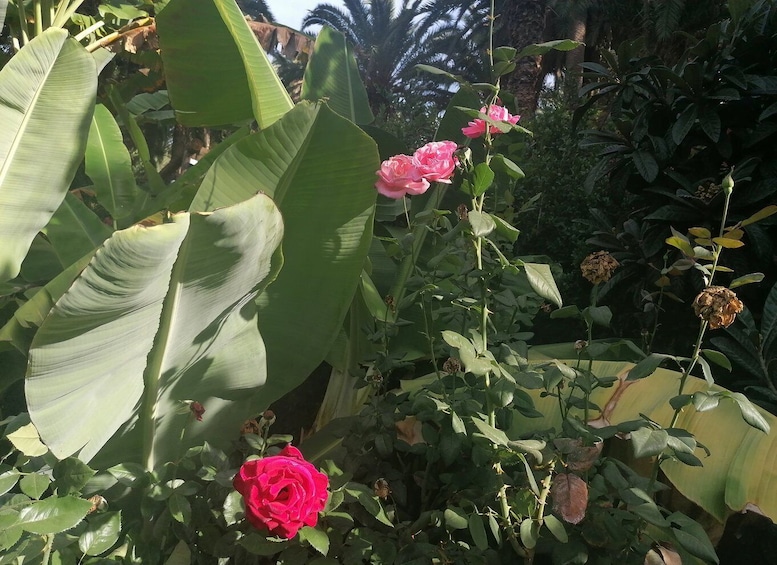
xmin=577 ymin=1 xmax=777 ymax=350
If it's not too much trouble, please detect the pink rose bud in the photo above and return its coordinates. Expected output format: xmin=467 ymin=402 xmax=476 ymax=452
xmin=233 ymin=445 xmax=329 ymax=539
xmin=412 ymin=141 xmax=458 ymax=184
xmin=375 ymin=154 xmax=430 ymax=199
xmin=461 ymin=104 xmax=521 ymax=139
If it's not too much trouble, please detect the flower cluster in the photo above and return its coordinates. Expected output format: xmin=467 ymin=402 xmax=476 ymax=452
xmin=375 ymin=141 xmax=457 ymax=199
xmin=233 ymin=445 xmax=329 ymax=539
xmin=462 ymin=104 xmax=521 ymax=138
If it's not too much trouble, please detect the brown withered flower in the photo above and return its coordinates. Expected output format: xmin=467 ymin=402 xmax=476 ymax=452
xmin=241 ymin=418 xmax=261 ymax=435
xmin=88 ymin=495 xmax=107 ymax=514
xmin=442 ymin=357 xmax=462 ymax=374
xmin=373 ymin=478 xmax=391 ymax=499
xmin=580 ymin=251 xmax=620 ymax=285
xmin=692 ymin=286 xmax=744 ymax=329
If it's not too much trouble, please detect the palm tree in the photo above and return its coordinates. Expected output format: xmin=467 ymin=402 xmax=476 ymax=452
xmin=302 ymin=0 xmax=454 ymax=113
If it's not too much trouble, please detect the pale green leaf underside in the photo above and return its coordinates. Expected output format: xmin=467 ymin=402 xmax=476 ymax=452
xmin=85 ymin=104 xmax=138 ymax=225
xmin=157 ymin=0 xmax=292 ymax=127
xmin=0 ymin=28 xmax=96 ymax=281
xmin=43 ymin=192 xmax=113 ymax=268
xmin=190 ymin=102 xmax=378 ymax=406
xmin=26 ymin=193 xmax=284 ymax=466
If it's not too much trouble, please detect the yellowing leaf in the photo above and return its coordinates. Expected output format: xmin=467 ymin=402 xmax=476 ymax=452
xmin=688 ymin=227 xmax=711 ymax=238
xmin=741 ymin=205 xmax=777 ymax=227
xmin=713 ymin=237 xmax=744 ymax=248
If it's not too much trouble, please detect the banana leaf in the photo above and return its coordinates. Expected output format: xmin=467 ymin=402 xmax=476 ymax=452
xmin=301 ymin=26 xmax=373 ymax=125
xmin=156 ymin=0 xmax=292 ymax=127
xmin=84 ymin=104 xmax=139 ymax=227
xmin=189 ymin=101 xmax=378 ymax=407
xmin=0 ymin=28 xmax=96 ymax=281
xmin=25 ymin=193 xmax=284 ymax=467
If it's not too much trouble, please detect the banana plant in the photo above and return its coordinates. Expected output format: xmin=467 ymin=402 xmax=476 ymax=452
xmin=26 ymin=193 xmax=284 ymax=468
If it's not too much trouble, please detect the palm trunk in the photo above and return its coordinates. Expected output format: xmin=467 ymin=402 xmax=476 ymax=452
xmin=501 ymin=0 xmax=548 ymax=120
xmin=564 ymin=11 xmax=587 ymax=102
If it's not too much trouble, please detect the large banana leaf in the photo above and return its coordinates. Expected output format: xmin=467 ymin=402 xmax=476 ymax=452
xmin=156 ymin=0 xmax=292 ymax=127
xmin=26 ymin=193 xmax=284 ymax=467
xmin=0 ymin=0 xmax=7 ymax=33
xmin=190 ymin=101 xmax=378 ymax=406
xmin=43 ymin=192 xmax=113 ymax=268
xmin=301 ymin=26 xmax=373 ymax=125
xmin=84 ymin=104 xmax=139 ymax=227
xmin=520 ymin=354 xmax=777 ymax=523
xmin=0 ymin=28 xmax=96 ymax=282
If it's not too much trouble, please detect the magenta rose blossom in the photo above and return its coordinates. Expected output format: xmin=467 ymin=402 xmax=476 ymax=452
xmin=462 ymin=104 xmax=521 ymax=138
xmin=233 ymin=445 xmax=329 ymax=539
xmin=412 ymin=141 xmax=458 ymax=184
xmin=375 ymin=153 xmax=430 ymax=199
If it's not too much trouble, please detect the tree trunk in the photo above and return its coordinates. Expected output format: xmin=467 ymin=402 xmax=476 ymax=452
xmin=564 ymin=11 xmax=588 ymax=102
xmin=501 ymin=0 xmax=548 ymax=120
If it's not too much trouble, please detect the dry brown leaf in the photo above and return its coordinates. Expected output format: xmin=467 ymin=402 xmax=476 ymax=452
xmin=554 ymin=438 xmax=603 ymax=472
xmin=395 ymin=416 xmax=424 ymax=446
xmin=551 ymin=472 xmax=588 ymax=524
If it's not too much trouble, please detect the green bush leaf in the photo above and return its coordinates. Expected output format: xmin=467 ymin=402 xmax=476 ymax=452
xmin=522 ymin=263 xmax=562 ymax=307
xmin=53 ymin=458 xmax=97 ymax=495
xmin=700 ymin=349 xmax=731 ymax=371
xmin=468 ymin=210 xmax=496 ymax=237
xmin=168 ymin=493 xmax=191 ymax=523
xmin=79 ymin=511 xmax=121 ymax=556
xmin=627 ymin=353 xmax=673 ymax=380
xmin=631 ymin=150 xmax=659 ymax=182
xmin=20 ymin=474 xmax=50 ymax=500
xmin=17 ymin=496 xmax=92 ymax=534
xmin=468 ymin=513 xmax=489 ymax=550
xmin=0 ymin=470 xmax=20 ymax=496
xmin=630 ymin=427 xmax=669 ymax=458
xmin=299 ymin=526 xmax=330 ymax=556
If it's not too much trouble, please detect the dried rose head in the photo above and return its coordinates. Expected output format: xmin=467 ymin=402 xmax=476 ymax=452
xmin=692 ymin=286 xmax=744 ymax=329
xmin=580 ymin=251 xmax=620 ymax=285
xmin=241 ymin=418 xmax=261 ymax=435
xmin=443 ymin=357 xmax=462 ymax=374
xmin=373 ymin=478 xmax=391 ymax=499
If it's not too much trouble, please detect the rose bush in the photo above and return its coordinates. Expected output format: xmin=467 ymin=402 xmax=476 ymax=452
xmin=462 ymin=103 xmax=520 ymax=138
xmin=233 ymin=445 xmax=329 ymax=539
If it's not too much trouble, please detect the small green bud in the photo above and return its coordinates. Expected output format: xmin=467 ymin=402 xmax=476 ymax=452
xmin=722 ymin=172 xmax=734 ymax=195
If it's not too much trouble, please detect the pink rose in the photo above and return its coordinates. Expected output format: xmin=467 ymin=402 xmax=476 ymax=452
xmin=375 ymin=154 xmax=430 ymax=199
xmin=412 ymin=141 xmax=458 ymax=184
xmin=233 ymin=445 xmax=329 ymax=539
xmin=461 ymin=104 xmax=521 ymax=138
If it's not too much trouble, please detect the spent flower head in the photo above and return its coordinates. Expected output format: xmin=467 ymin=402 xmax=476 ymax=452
xmin=581 ymin=251 xmax=620 ymax=285
xmin=692 ymin=286 xmax=743 ymax=329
